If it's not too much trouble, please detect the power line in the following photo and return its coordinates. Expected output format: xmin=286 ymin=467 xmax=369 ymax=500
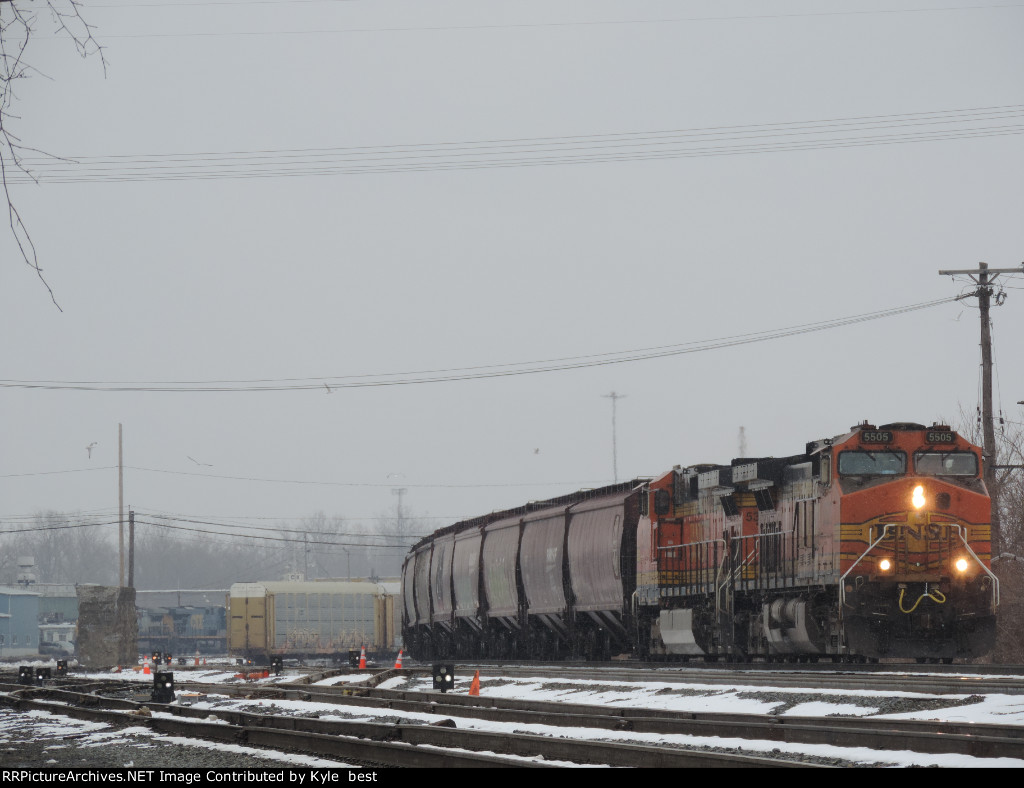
xmin=7 ymin=106 xmax=1022 ymax=185
xmin=126 ymin=465 xmax=603 ymax=488
xmin=0 ymin=511 xmax=419 ymax=544
xmin=70 ymin=4 xmax=1024 ymax=28
xmin=134 ymin=511 xmax=425 ymax=542
xmin=0 ymin=514 xmax=420 ymax=549
xmin=0 ymin=296 xmax=960 ymax=392
xmin=0 ymin=464 xmax=605 ymax=493
xmin=135 ymin=517 xmax=417 ymax=549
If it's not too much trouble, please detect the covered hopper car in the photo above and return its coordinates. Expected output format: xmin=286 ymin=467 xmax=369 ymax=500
xmin=402 ymin=421 xmax=998 ymax=663
xmin=228 ymin=580 xmax=399 ymax=662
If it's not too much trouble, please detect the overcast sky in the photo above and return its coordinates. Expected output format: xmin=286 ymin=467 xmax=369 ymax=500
xmin=2 ymin=1 xmax=1022 ymax=566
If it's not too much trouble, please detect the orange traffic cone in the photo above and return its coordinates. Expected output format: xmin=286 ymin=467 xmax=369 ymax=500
xmin=469 ymin=670 xmax=480 ymax=697
xmin=358 ymin=646 xmax=367 ymax=669
xmin=394 ymin=650 xmax=403 ymax=669
xmin=143 ymin=657 xmax=151 ymax=676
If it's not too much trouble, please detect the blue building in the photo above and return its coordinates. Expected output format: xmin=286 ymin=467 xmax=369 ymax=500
xmin=0 ymin=587 xmax=41 ymax=659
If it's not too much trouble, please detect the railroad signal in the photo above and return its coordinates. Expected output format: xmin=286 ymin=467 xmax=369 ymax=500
xmin=432 ymin=663 xmax=455 ymax=693
xmin=18 ymin=666 xmax=32 ymax=685
xmin=271 ymin=656 xmax=283 ymax=676
xmin=35 ymin=667 xmax=51 ymax=686
xmin=151 ymin=672 xmax=175 ymax=704
xmin=348 ymin=649 xmax=360 ymax=668
xmin=56 ymin=660 xmax=68 ymax=677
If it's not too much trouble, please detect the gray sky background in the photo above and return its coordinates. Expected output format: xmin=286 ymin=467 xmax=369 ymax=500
xmin=2 ymin=1 xmax=1023 ymax=558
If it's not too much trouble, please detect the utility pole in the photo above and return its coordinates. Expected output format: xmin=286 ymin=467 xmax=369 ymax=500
xmin=602 ymin=392 xmax=626 ymax=482
xmin=392 ymin=487 xmax=407 ymax=526
xmin=128 ymin=508 xmax=135 ymax=588
xmin=938 ymin=261 xmax=1024 ymax=556
xmin=118 ymin=423 xmax=124 ymax=588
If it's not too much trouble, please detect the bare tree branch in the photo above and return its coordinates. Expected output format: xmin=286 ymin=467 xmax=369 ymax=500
xmin=1 ymin=0 xmax=106 ymax=310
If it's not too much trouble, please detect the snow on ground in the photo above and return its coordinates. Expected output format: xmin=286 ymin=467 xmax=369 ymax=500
xmin=0 ymin=707 xmax=355 ymax=768
xmin=7 ymin=665 xmax=1024 ymax=767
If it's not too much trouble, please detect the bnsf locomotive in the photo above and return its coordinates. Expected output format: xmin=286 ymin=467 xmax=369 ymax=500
xmin=401 ymin=421 xmax=998 ymax=663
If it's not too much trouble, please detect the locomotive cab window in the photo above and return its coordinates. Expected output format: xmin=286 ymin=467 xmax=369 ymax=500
xmin=837 ymin=450 xmax=906 ymax=476
xmin=914 ymin=451 xmax=978 ymax=477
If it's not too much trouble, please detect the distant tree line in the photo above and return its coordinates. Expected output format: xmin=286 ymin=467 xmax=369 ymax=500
xmin=0 ymin=509 xmax=426 ymax=590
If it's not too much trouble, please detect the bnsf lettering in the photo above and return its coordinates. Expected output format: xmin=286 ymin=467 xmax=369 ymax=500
xmin=861 ymin=431 xmax=892 ymax=443
xmin=927 ymin=431 xmax=956 ymax=443
xmin=900 ymin=524 xmax=947 ymax=540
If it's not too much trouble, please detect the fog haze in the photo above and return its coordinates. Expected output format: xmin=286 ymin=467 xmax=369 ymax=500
xmin=2 ymin=1 xmax=1022 ymax=574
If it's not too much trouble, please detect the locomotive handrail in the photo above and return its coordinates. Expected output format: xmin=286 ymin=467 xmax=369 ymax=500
xmin=656 ymin=537 xmax=726 ymax=601
xmin=839 ymin=524 xmax=897 ymax=611
xmin=654 ymin=530 xmax=794 ymax=551
xmin=716 ymin=542 xmax=758 ymax=613
xmin=714 ymin=530 xmax=795 ymax=606
xmin=838 ymin=522 xmax=1000 ymax=610
xmin=948 ymin=523 xmax=1001 ymax=606
xmin=656 ymin=537 xmax=726 ymax=551
xmin=657 ymin=531 xmax=797 ymax=613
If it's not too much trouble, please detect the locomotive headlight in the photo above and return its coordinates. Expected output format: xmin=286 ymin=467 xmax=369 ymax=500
xmin=879 ymin=559 xmax=892 ymax=571
xmin=912 ymin=485 xmax=926 ymax=509
xmin=955 ymin=558 xmax=969 ymax=573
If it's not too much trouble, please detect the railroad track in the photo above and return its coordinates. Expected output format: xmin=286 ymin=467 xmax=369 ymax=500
xmin=4 ymin=668 xmax=1022 ymax=766
xmin=0 ymin=682 xmax=818 ymax=768
xmin=402 ymin=663 xmax=1024 ymax=695
xmin=154 ymin=659 xmax=1024 ymax=696
xmin=192 ymin=677 xmax=1024 ymax=760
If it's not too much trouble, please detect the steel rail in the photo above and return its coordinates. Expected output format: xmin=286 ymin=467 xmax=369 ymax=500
xmin=7 ymin=676 xmax=1022 ymax=762
xmin=200 ymin=680 xmax=1024 ymax=759
xmin=0 ymin=685 xmax=823 ymax=768
xmin=422 ymin=663 xmax=1024 ymax=694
